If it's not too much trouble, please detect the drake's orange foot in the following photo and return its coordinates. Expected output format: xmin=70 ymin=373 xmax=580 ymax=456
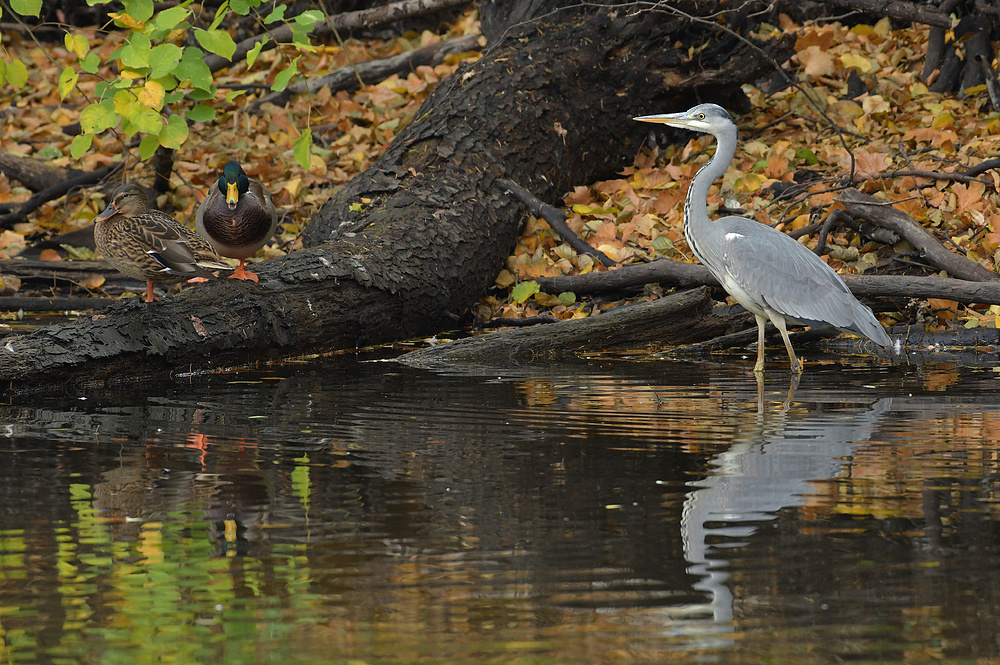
xmin=228 ymin=265 xmax=259 ymax=282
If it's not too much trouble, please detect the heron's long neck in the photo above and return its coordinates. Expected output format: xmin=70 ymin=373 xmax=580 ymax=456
xmin=683 ymin=127 xmax=736 ymax=264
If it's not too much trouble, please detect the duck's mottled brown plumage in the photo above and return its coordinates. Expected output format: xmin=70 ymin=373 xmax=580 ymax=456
xmin=196 ymin=160 xmax=278 ymax=282
xmin=94 ymin=183 xmax=230 ymax=302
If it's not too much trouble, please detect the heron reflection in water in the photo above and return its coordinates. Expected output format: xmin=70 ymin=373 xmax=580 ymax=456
xmin=635 ymin=104 xmax=892 ymax=374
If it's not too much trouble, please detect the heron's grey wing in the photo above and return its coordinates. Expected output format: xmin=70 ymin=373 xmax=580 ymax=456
xmin=716 ymin=216 xmax=885 ymax=339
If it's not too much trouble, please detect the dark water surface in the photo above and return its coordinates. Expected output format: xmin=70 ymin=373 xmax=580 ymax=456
xmin=2 ymin=351 xmax=999 ymax=664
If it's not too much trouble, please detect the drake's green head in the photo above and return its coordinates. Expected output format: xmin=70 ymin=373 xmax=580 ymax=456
xmin=218 ymin=160 xmax=250 ymax=210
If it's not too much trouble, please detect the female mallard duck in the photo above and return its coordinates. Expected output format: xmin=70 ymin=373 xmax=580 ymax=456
xmin=196 ymin=160 xmax=278 ymax=282
xmin=94 ymin=183 xmax=231 ymax=303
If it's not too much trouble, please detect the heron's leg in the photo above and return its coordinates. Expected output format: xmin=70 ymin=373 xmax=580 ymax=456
xmin=753 ymin=314 xmax=768 ymax=374
xmin=770 ymin=315 xmax=802 ymax=374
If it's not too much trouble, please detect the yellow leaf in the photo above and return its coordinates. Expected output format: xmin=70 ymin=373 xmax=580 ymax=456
xmin=572 ymin=204 xmax=617 ymax=215
xmin=64 ymin=33 xmax=89 ymax=59
xmin=113 ymin=89 xmax=134 ymax=115
xmin=108 ymin=11 xmax=144 ymax=29
xmin=733 ymin=174 xmax=762 ymax=193
xmin=932 ymin=111 xmax=955 ymax=129
xmin=283 ymin=177 xmax=302 ymax=197
xmin=840 ymin=53 xmax=872 ymax=73
xmin=137 ymin=80 xmax=164 ymax=109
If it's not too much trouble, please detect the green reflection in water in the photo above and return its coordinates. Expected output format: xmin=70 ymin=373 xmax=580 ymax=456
xmin=0 ymin=480 xmax=326 ymax=665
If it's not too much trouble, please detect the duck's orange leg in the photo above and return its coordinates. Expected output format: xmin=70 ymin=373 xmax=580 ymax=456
xmin=227 ymin=259 xmax=259 ymax=282
xmin=144 ymin=280 xmax=159 ymax=303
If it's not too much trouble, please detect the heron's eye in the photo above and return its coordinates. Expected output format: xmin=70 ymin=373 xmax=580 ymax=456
xmin=698 ymin=113 xmax=705 ymax=119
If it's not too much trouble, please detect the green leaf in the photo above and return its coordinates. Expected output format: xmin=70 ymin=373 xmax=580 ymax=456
xmin=208 ymin=2 xmax=228 ymax=29
xmin=154 ymin=75 xmax=178 ymax=92
xmin=122 ymin=0 xmax=153 ymax=22
xmin=36 ymin=144 xmax=63 ymax=160
xmin=245 ymin=39 xmax=266 ymax=68
xmin=293 ymin=127 xmax=312 ymax=168
xmin=0 ymin=60 xmax=6 ymax=86
xmin=511 ymin=281 xmax=540 ymax=304
xmin=271 ymin=56 xmax=299 ymax=92
xmin=795 ymin=148 xmax=818 ymax=165
xmin=189 ymin=88 xmax=215 ymax=101
xmin=58 ymin=67 xmax=78 ymax=100
xmin=184 ymin=104 xmax=215 ymax=122
xmin=348 ymin=202 xmax=363 ymax=213
xmin=138 ymin=133 xmax=159 ymax=159
xmin=294 ymin=10 xmax=323 ymax=26
xmin=6 ymin=60 xmax=28 ymax=89
xmin=194 ymin=28 xmax=236 ymax=59
xmin=148 ymin=43 xmax=182 ymax=78
xmin=10 ymin=0 xmax=41 ymax=17
xmin=229 ymin=0 xmax=251 ymax=15
xmin=126 ymin=103 xmax=162 ymax=134
xmin=80 ymin=102 xmax=119 ymax=134
xmin=175 ymin=47 xmax=213 ymax=90
xmin=120 ymin=33 xmax=152 ymax=69
xmin=80 ymin=53 xmax=100 ymax=74
xmin=158 ymin=114 xmax=188 ymax=149
xmin=153 ymin=5 xmax=189 ymax=30
xmin=290 ymin=21 xmax=316 ymax=49
xmin=651 ymin=235 xmax=675 ymax=253
xmin=557 ymin=291 xmax=576 ymax=307
xmin=263 ymin=5 xmax=285 ymax=23
xmin=60 ymin=244 xmax=96 ymax=260
xmin=70 ymin=133 xmax=93 ymax=159
xmin=224 ymin=89 xmax=246 ymax=103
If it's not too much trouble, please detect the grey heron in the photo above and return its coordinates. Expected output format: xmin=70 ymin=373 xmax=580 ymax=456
xmin=635 ymin=103 xmax=892 ymax=374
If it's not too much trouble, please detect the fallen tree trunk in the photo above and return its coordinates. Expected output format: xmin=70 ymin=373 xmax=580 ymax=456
xmin=0 ymin=0 xmax=786 ymax=387
xmin=535 ymin=259 xmax=1000 ymax=304
xmin=400 ymin=286 xmax=726 ymax=366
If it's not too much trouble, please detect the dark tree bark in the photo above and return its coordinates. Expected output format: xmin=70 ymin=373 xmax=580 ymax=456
xmin=0 ymin=0 xmax=787 ymax=387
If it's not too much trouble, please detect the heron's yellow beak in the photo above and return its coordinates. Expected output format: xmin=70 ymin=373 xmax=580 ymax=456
xmin=226 ymin=181 xmax=239 ymax=210
xmin=634 ymin=112 xmax=689 ymax=127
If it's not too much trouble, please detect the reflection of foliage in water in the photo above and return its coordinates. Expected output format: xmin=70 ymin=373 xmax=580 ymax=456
xmin=0 ymin=483 xmax=318 ymax=664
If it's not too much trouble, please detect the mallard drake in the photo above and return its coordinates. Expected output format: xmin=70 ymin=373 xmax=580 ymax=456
xmin=196 ymin=160 xmax=278 ymax=282
xmin=94 ymin=183 xmax=231 ymax=303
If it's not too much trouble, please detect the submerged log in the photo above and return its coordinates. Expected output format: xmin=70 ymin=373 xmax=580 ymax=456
xmin=0 ymin=0 xmax=787 ymax=387
xmin=400 ymin=287 xmax=727 ymax=366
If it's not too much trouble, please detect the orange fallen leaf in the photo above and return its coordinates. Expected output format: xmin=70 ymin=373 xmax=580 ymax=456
xmin=39 ymin=248 xmax=62 ymax=261
xmin=80 ymin=274 xmax=105 ymax=290
xmin=927 ymin=298 xmax=957 ymax=322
